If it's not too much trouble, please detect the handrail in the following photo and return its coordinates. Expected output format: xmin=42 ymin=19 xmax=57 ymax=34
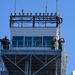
xmin=0 ymin=40 xmax=64 ymax=50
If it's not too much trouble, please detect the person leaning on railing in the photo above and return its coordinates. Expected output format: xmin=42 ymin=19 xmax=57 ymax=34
xmin=51 ymin=36 xmax=56 ymax=50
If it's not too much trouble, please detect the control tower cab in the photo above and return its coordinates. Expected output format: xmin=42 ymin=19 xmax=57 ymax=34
xmin=10 ymin=11 xmax=63 ymax=50
xmin=0 ymin=10 xmax=67 ymax=75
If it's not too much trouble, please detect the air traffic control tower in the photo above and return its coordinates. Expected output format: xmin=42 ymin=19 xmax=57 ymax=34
xmin=0 ymin=10 xmax=67 ymax=75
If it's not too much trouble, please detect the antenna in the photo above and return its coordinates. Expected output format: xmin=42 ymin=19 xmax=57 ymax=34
xmin=56 ymin=0 xmax=58 ymax=13
xmin=45 ymin=0 xmax=48 ymax=26
xmin=14 ymin=0 xmax=16 ymax=13
xmin=45 ymin=0 xmax=48 ymax=15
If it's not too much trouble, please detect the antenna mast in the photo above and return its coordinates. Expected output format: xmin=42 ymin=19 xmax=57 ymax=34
xmin=45 ymin=0 xmax=48 ymax=15
xmin=14 ymin=0 xmax=16 ymax=13
xmin=56 ymin=0 xmax=58 ymax=13
xmin=45 ymin=0 xmax=48 ymax=26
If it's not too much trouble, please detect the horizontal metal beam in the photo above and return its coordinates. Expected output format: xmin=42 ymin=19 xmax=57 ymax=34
xmin=10 ymin=20 xmax=56 ymax=22
xmin=10 ymin=15 xmax=56 ymax=17
xmin=0 ymin=50 xmax=61 ymax=55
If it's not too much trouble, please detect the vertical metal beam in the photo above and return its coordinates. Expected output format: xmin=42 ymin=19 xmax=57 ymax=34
xmin=29 ymin=55 xmax=32 ymax=75
xmin=0 ymin=51 xmax=2 ymax=71
xmin=61 ymin=51 xmax=67 ymax=75
xmin=0 ymin=51 xmax=3 ymax=71
xmin=56 ymin=16 xmax=60 ymax=50
xmin=2 ymin=60 xmax=3 ymax=71
xmin=61 ymin=51 xmax=63 ymax=75
xmin=24 ymin=59 xmax=26 ymax=72
xmin=56 ymin=16 xmax=59 ymax=27
xmin=10 ymin=16 xmax=11 ymax=27
xmin=15 ymin=54 xmax=16 ymax=64
xmin=33 ymin=16 xmax=35 ymax=27
xmin=55 ymin=60 xmax=58 ymax=75
xmin=45 ymin=55 xmax=47 ymax=64
xmin=25 ymin=61 xmax=29 ymax=75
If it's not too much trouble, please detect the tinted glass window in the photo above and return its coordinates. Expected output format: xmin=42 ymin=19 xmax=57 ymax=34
xmin=25 ymin=37 xmax=32 ymax=47
xmin=43 ymin=36 xmax=53 ymax=47
xmin=33 ymin=37 xmax=42 ymax=47
xmin=12 ymin=36 xmax=24 ymax=47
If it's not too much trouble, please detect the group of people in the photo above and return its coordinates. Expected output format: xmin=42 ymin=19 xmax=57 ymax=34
xmin=51 ymin=36 xmax=65 ymax=50
xmin=0 ymin=36 xmax=64 ymax=50
xmin=0 ymin=36 xmax=10 ymax=50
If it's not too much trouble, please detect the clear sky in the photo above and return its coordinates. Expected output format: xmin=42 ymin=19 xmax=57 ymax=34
xmin=0 ymin=0 xmax=75 ymax=75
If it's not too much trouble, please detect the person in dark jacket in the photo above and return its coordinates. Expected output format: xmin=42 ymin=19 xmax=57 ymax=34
xmin=58 ymin=38 xmax=65 ymax=50
xmin=0 ymin=36 xmax=10 ymax=50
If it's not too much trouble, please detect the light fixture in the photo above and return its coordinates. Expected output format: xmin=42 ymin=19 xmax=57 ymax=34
xmin=30 ymin=13 xmax=32 ymax=16
xmin=51 ymin=13 xmax=53 ymax=16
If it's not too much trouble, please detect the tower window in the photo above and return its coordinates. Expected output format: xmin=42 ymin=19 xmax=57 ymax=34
xmin=43 ymin=36 xmax=53 ymax=47
xmin=33 ymin=37 xmax=42 ymax=47
xmin=25 ymin=37 xmax=32 ymax=47
xmin=12 ymin=36 xmax=24 ymax=47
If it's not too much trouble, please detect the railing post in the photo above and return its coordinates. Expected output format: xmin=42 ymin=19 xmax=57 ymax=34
xmin=29 ymin=55 xmax=32 ymax=75
xmin=55 ymin=40 xmax=59 ymax=50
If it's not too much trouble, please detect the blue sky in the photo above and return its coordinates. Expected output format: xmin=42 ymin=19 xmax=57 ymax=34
xmin=0 ymin=0 xmax=75 ymax=75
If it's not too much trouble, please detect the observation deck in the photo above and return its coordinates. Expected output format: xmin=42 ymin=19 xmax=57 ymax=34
xmin=0 ymin=11 xmax=67 ymax=75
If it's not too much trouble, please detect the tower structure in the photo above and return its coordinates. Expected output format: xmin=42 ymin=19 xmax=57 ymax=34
xmin=0 ymin=9 xmax=67 ymax=75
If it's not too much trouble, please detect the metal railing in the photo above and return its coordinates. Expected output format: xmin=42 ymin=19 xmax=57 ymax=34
xmin=12 ymin=40 xmax=56 ymax=48
xmin=0 ymin=40 xmax=64 ymax=50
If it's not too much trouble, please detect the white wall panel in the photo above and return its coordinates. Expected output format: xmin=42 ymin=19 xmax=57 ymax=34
xmin=10 ymin=27 xmax=57 ymax=37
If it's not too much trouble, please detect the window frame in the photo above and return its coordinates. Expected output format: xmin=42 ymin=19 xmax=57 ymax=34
xmin=12 ymin=36 xmax=24 ymax=47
